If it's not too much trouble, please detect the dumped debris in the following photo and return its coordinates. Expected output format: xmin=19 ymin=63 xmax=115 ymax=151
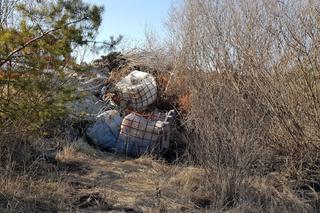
xmin=115 ymin=70 xmax=157 ymax=110
xmin=66 ymin=92 xmax=105 ymax=121
xmin=77 ymin=57 xmax=177 ymax=158
xmin=65 ymin=67 xmax=109 ymax=121
xmin=92 ymin=52 xmax=128 ymax=72
xmin=86 ymin=110 xmax=175 ymax=157
xmin=86 ymin=110 xmax=122 ymax=151
xmin=118 ymin=110 xmax=175 ymax=156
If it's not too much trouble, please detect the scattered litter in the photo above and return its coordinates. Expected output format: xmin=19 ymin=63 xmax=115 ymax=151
xmin=66 ymin=92 xmax=105 ymax=121
xmin=78 ymin=64 xmax=176 ymax=157
xmin=73 ymin=193 xmax=110 ymax=210
xmin=115 ymin=70 xmax=157 ymax=110
xmin=85 ymin=110 xmax=122 ymax=151
xmin=117 ymin=110 xmax=175 ymax=156
xmin=100 ymin=86 xmax=108 ymax=97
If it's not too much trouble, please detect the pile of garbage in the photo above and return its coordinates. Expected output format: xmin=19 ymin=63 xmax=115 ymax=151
xmin=92 ymin=52 xmax=128 ymax=73
xmin=84 ymin=70 xmax=176 ymax=157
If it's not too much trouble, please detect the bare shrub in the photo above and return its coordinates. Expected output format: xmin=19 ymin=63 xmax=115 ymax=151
xmin=162 ymin=0 xmax=320 ymax=211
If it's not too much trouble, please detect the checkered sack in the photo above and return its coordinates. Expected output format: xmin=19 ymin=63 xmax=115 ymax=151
xmin=118 ymin=112 xmax=167 ymax=156
xmin=115 ymin=70 xmax=157 ymax=110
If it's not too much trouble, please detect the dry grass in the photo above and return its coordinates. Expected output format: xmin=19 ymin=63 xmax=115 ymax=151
xmin=0 ymin=138 xmax=209 ymax=212
xmin=50 ymin=140 xmax=319 ymax=212
xmin=54 ymin=139 xmax=208 ymax=211
xmin=0 ymin=140 xmax=70 ymax=212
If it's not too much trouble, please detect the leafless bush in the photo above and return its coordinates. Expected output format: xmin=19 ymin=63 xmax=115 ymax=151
xmin=162 ymin=0 xmax=320 ymax=211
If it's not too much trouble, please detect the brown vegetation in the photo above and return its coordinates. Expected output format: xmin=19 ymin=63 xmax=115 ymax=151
xmin=2 ymin=0 xmax=320 ymax=212
xmin=0 ymin=139 xmax=208 ymax=212
xmin=159 ymin=0 xmax=320 ymax=212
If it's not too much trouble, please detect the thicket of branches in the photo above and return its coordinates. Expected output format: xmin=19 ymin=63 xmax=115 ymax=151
xmin=160 ymin=0 xmax=320 ymax=211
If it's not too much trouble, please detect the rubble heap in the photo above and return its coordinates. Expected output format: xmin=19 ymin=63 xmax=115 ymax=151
xmin=81 ymin=53 xmax=177 ymax=157
xmin=92 ymin=52 xmax=128 ymax=73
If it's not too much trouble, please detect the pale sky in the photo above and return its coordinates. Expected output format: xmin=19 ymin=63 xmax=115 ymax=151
xmin=85 ymin=0 xmax=182 ymax=44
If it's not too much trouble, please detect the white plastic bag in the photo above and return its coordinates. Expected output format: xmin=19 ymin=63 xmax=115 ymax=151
xmin=120 ymin=113 xmax=164 ymax=142
xmin=115 ymin=70 xmax=157 ymax=110
xmin=118 ymin=112 xmax=166 ymax=156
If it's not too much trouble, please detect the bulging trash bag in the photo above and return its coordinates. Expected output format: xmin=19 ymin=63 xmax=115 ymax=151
xmin=85 ymin=110 xmax=122 ymax=151
xmin=117 ymin=112 xmax=167 ymax=156
xmin=115 ymin=70 xmax=157 ymax=110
